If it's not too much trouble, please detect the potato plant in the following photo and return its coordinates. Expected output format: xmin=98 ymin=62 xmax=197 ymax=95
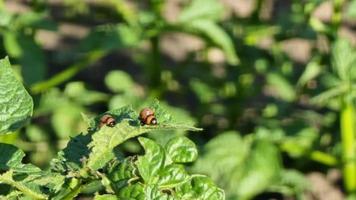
xmin=0 ymin=57 xmax=224 ymax=199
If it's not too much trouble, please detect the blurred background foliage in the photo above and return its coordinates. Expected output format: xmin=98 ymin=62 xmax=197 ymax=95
xmin=1 ymin=0 xmax=356 ymax=199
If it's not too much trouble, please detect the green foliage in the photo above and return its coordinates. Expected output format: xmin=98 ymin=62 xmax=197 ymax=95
xmin=1 ymin=103 xmax=220 ymax=199
xmin=0 ymin=58 xmax=222 ymax=199
xmin=1 ymin=0 xmax=356 ymax=199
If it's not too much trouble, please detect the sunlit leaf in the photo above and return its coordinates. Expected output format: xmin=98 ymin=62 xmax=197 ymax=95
xmin=87 ymin=104 xmax=200 ymax=170
xmin=157 ymin=164 xmax=189 ymax=188
xmin=137 ymin=137 xmax=165 ymax=184
xmin=165 ymin=136 xmax=198 ymax=163
xmin=94 ymin=194 xmax=118 ymax=200
xmin=176 ymin=176 xmax=225 ymax=200
xmin=0 ymin=57 xmax=33 ymax=134
xmin=332 ymin=39 xmax=356 ymax=81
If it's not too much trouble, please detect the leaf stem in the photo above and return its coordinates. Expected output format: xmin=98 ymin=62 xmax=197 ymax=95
xmin=309 ymin=150 xmax=338 ymax=166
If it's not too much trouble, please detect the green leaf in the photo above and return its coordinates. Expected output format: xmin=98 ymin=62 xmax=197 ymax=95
xmin=311 ymin=83 xmax=349 ymax=105
xmin=0 ymin=10 xmax=13 ymax=27
xmin=244 ymin=25 xmax=280 ymax=46
xmin=108 ymin=157 xmax=135 ymax=183
xmin=179 ymin=0 xmax=224 ymax=22
xmin=276 ymin=170 xmax=310 ymax=196
xmin=105 ymin=70 xmax=134 ymax=93
xmin=297 ymin=57 xmax=322 ymax=88
xmin=332 ymin=39 xmax=356 ymax=81
xmin=157 ymin=164 xmax=189 ymax=188
xmin=136 ymin=137 xmax=165 ymax=184
xmin=51 ymin=132 xmax=92 ymax=172
xmin=193 ymin=132 xmax=249 ymax=197
xmin=94 ymin=194 xmax=118 ymax=200
xmin=4 ymin=32 xmax=22 ymax=57
xmin=87 ymin=119 xmax=145 ymax=170
xmin=79 ymin=24 xmax=140 ymax=52
xmin=0 ymin=57 xmax=33 ymax=134
xmin=165 ymin=136 xmax=198 ymax=163
xmin=176 ymin=176 xmax=225 ymax=200
xmin=194 ymin=132 xmax=281 ymax=199
xmin=64 ymin=82 xmax=108 ymax=105
xmin=0 ymin=143 xmax=40 ymax=173
xmin=237 ymin=140 xmax=281 ymax=199
xmin=18 ymin=34 xmax=46 ymax=86
xmin=29 ymin=172 xmax=65 ymax=193
xmin=182 ymin=20 xmax=239 ymax=65
xmin=267 ymin=73 xmax=296 ymax=102
xmin=13 ymin=11 xmax=56 ymax=30
xmin=190 ymin=79 xmax=216 ymax=103
xmin=4 ymin=32 xmax=46 ymax=85
xmin=59 ymin=103 xmax=200 ymax=171
xmin=0 ymin=170 xmax=48 ymax=200
xmin=118 ymin=184 xmax=144 ymax=200
xmin=51 ymin=102 xmax=84 ymax=139
xmin=144 ymin=185 xmax=176 ymax=200
xmin=50 ymin=178 xmax=81 ymax=200
xmin=0 ymin=144 xmax=64 ymax=198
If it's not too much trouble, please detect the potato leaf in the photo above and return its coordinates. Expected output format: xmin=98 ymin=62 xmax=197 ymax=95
xmin=165 ymin=136 xmax=198 ymax=163
xmin=0 ymin=57 xmax=33 ymax=134
xmin=136 ymin=137 xmax=166 ymax=184
xmin=87 ymin=104 xmax=200 ymax=170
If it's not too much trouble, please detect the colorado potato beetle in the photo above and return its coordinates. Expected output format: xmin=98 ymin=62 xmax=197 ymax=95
xmin=139 ymin=108 xmax=157 ymax=125
xmin=99 ymin=114 xmax=116 ymax=128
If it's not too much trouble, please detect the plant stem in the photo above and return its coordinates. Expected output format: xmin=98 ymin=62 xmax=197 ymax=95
xmin=341 ymin=100 xmax=356 ymax=193
xmin=30 ymin=50 xmax=106 ymax=94
xmin=309 ymin=150 xmax=338 ymax=166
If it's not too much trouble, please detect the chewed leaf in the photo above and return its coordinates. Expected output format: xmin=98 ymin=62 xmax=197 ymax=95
xmin=0 ymin=144 xmax=65 ymax=199
xmin=149 ymin=100 xmax=173 ymax=124
xmin=0 ymin=143 xmax=40 ymax=173
xmin=87 ymin=119 xmax=148 ymax=170
xmin=0 ymin=57 xmax=33 ymax=134
xmin=0 ymin=170 xmax=48 ymax=200
xmin=53 ymin=132 xmax=92 ymax=171
xmin=86 ymin=103 xmax=201 ymax=170
xmin=93 ymin=105 xmax=138 ymax=129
